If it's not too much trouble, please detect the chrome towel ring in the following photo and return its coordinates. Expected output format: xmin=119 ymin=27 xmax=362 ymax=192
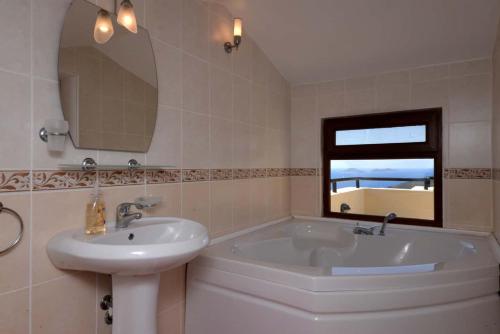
xmin=0 ymin=202 xmax=24 ymax=255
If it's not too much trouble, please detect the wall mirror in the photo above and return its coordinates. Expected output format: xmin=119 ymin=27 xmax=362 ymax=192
xmin=58 ymin=0 xmax=158 ymax=153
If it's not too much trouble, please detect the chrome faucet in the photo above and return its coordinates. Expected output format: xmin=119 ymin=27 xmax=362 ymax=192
xmin=379 ymin=212 xmax=397 ymax=236
xmin=115 ymin=203 xmax=143 ymax=229
xmin=340 ymin=203 xmax=351 ymax=213
xmin=353 ymin=224 xmax=376 ymax=235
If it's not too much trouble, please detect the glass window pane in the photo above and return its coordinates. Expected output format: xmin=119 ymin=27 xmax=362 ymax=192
xmin=330 ymin=159 xmax=434 ymax=220
xmin=335 ymin=125 xmax=426 ymax=146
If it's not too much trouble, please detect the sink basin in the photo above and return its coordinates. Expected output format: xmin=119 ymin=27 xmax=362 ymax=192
xmin=47 ymin=217 xmax=209 ymax=275
xmin=47 ymin=217 xmax=209 ymax=334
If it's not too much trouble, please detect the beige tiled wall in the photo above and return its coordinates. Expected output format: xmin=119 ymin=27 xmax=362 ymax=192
xmin=291 ymin=58 xmax=494 ymax=232
xmin=492 ymin=19 xmax=500 ymax=242
xmin=0 ymin=0 xmax=291 ymax=333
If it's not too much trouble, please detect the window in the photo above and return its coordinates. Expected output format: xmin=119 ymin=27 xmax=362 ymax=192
xmin=322 ymin=108 xmax=442 ymax=227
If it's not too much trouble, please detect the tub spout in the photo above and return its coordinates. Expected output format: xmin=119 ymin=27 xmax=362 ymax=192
xmin=379 ymin=212 xmax=397 ymax=236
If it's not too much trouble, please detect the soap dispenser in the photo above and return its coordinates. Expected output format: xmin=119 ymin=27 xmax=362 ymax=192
xmin=85 ymin=186 xmax=106 ymax=235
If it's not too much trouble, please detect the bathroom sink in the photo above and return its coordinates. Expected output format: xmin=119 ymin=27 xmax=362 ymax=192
xmin=47 ymin=217 xmax=209 ymax=334
xmin=47 ymin=217 xmax=210 ymax=275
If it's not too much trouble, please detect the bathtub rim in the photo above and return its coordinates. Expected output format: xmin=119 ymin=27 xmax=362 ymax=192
xmin=194 ymin=216 xmax=499 ymax=293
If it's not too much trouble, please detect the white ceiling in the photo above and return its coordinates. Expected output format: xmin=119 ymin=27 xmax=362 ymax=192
xmin=215 ymin=0 xmax=500 ymax=84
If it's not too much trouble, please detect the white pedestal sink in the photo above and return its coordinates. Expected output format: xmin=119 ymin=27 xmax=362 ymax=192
xmin=47 ymin=217 xmax=209 ymax=334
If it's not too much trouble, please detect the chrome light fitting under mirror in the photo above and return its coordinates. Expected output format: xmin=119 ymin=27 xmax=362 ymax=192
xmin=224 ymin=18 xmax=243 ymax=53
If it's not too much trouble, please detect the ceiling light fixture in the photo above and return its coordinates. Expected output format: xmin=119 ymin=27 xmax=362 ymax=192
xmin=94 ymin=9 xmax=114 ymax=44
xmin=117 ymin=0 xmax=138 ymax=34
xmin=224 ymin=18 xmax=243 ymax=53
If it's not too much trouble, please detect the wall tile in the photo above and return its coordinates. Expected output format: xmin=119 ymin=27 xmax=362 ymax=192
xmin=318 ymin=91 xmax=344 ymax=118
xmin=33 ymin=0 xmax=72 ymax=80
xmin=146 ymin=0 xmax=182 ymax=47
xmin=0 ymin=71 xmax=30 ymax=169
xmin=210 ymin=180 xmax=234 ymax=237
xmin=449 ymin=74 xmax=492 ymax=122
xmin=250 ymin=125 xmax=267 ymax=168
xmin=233 ymin=122 xmax=251 ymax=168
xmin=208 ymin=10 xmax=233 ymax=72
xmin=0 ymin=0 xmax=30 ymax=74
xmin=251 ymin=83 xmax=267 ymax=126
xmin=0 ymin=288 xmax=29 ymax=334
xmin=411 ymin=64 xmax=449 ymax=83
xmin=153 ymin=39 xmax=182 ymax=108
xmin=445 ymin=179 xmax=492 ymax=231
xmin=291 ymin=176 xmax=320 ymax=216
xmin=182 ymin=0 xmax=209 ymax=60
xmin=32 ymin=273 xmax=96 ymax=334
xmin=344 ymin=89 xmax=375 ymax=114
xmin=158 ymin=302 xmax=184 ymax=334
xmin=158 ymin=266 xmax=185 ymax=312
xmin=0 ymin=193 xmax=30 ymax=294
xmin=182 ymin=111 xmax=210 ymax=168
xmin=210 ymin=66 xmax=233 ymax=119
xmin=210 ymin=117 xmax=233 ymax=169
xmin=182 ymin=53 xmax=209 ymax=114
xmin=233 ymin=36 xmax=254 ymax=80
xmin=449 ymin=59 xmax=492 ymax=77
xmin=345 ymin=76 xmax=375 ymax=91
xmin=181 ymin=181 xmax=210 ymax=228
xmin=233 ymin=75 xmax=251 ymax=123
xmin=233 ymin=179 xmax=252 ymax=230
xmin=250 ymin=178 xmax=269 ymax=226
xmin=31 ymin=189 xmax=91 ymax=284
xmin=291 ymin=96 xmax=319 ymax=168
xmin=145 ymin=183 xmax=181 ymax=217
xmin=376 ymin=71 xmax=410 ymax=111
xmin=411 ymin=79 xmax=449 ymax=110
xmin=146 ymin=106 xmax=181 ymax=166
xmin=449 ymin=122 xmax=491 ymax=168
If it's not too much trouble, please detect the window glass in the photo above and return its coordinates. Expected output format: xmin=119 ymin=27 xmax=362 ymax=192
xmin=329 ymin=159 xmax=434 ymax=220
xmin=335 ymin=125 xmax=426 ymax=146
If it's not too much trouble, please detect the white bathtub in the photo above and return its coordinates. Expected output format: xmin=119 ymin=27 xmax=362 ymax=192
xmin=185 ymin=217 xmax=500 ymax=334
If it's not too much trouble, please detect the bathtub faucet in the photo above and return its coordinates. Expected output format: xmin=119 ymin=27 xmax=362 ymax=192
xmin=379 ymin=212 xmax=397 ymax=236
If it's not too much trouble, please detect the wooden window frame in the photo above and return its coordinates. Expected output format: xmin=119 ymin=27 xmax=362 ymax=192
xmin=322 ymin=108 xmax=443 ymax=228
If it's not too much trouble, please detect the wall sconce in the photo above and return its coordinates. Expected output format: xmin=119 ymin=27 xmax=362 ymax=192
xmin=94 ymin=9 xmax=114 ymax=44
xmin=117 ymin=0 xmax=138 ymax=34
xmin=39 ymin=120 xmax=69 ymax=152
xmin=224 ymin=18 xmax=243 ymax=53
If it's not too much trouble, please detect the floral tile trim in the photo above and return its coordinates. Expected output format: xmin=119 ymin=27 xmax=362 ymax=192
xmin=251 ymin=168 xmax=268 ymax=178
xmin=289 ymin=168 xmax=318 ymax=176
xmin=233 ymin=169 xmax=252 ymax=179
xmin=0 ymin=171 xmax=31 ymax=192
xmin=146 ymin=169 xmax=181 ymax=184
xmin=443 ymin=168 xmax=491 ymax=179
xmin=98 ymin=170 xmax=145 ymax=187
xmin=32 ymin=170 xmax=96 ymax=191
xmin=182 ymin=169 xmax=210 ymax=182
xmin=210 ymin=169 xmax=233 ymax=181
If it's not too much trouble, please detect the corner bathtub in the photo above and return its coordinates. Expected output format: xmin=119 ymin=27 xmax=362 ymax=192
xmin=185 ymin=217 xmax=500 ymax=334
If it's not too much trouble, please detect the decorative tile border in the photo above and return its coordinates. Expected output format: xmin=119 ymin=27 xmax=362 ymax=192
xmin=210 ymin=169 xmax=233 ymax=181
xmin=5 ymin=167 xmax=491 ymax=192
xmin=146 ymin=169 xmax=181 ymax=184
xmin=289 ymin=168 xmax=318 ymax=176
xmin=182 ymin=169 xmax=210 ymax=182
xmin=0 ymin=171 xmax=31 ymax=192
xmin=233 ymin=169 xmax=252 ymax=179
xmin=443 ymin=168 xmax=492 ymax=180
xmin=33 ymin=170 xmax=96 ymax=191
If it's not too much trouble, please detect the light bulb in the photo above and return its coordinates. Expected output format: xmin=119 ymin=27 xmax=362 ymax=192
xmin=94 ymin=9 xmax=114 ymax=44
xmin=233 ymin=18 xmax=243 ymax=37
xmin=117 ymin=0 xmax=138 ymax=34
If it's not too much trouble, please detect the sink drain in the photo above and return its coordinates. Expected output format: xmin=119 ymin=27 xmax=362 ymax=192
xmin=128 ymin=233 xmax=134 ymax=241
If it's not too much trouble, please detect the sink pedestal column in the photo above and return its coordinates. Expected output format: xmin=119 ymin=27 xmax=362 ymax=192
xmin=112 ymin=273 xmax=161 ymax=334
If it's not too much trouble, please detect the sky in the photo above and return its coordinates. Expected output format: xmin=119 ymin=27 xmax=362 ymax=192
xmin=331 ymin=159 xmax=434 ymax=170
xmin=336 ymin=125 xmax=426 ymax=146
